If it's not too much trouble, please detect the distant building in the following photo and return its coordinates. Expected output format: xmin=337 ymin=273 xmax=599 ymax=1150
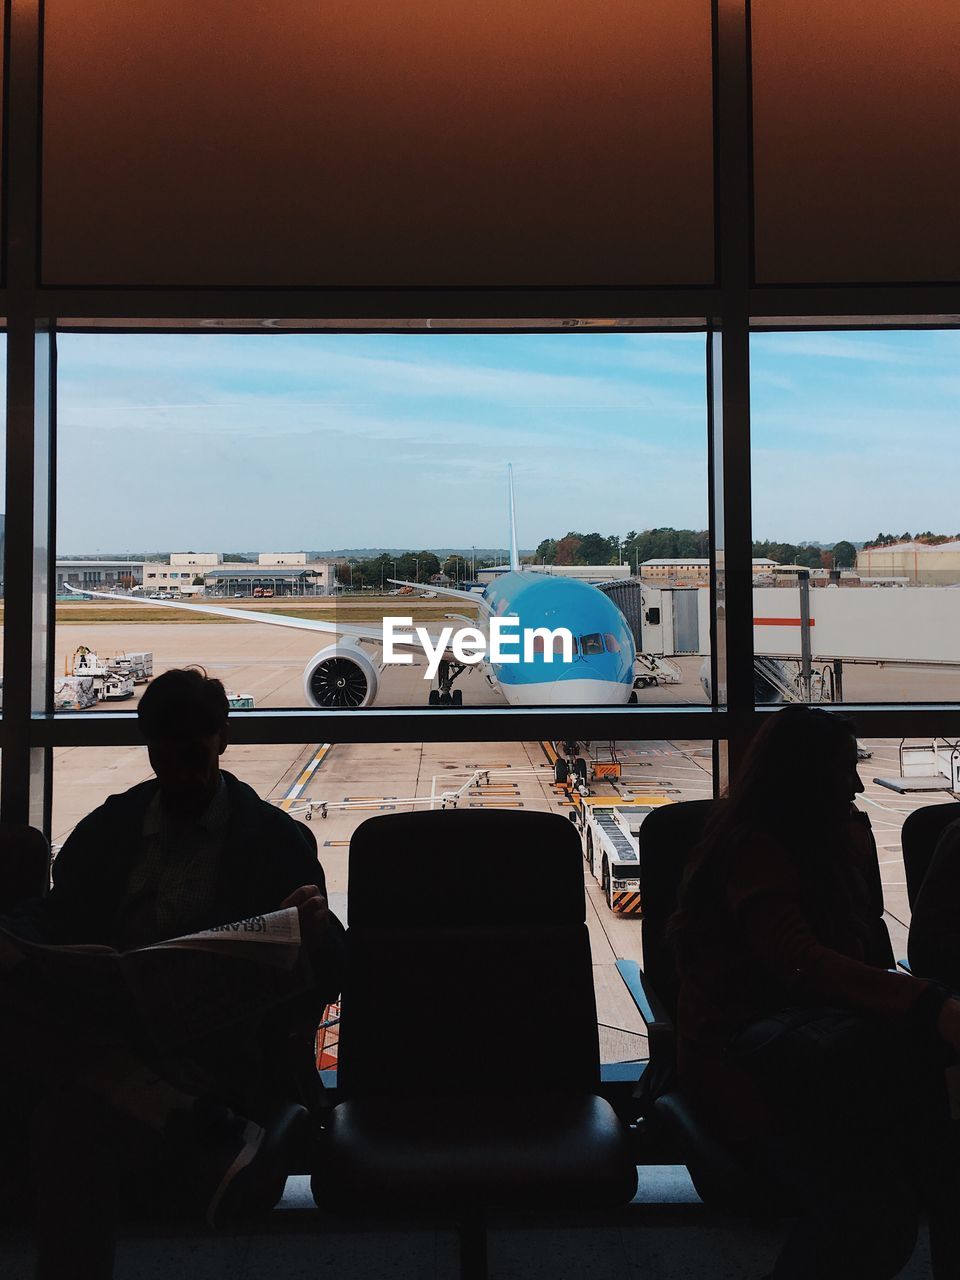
xmin=204 ymin=554 xmax=336 ymax=596
xmin=170 ymin=552 xmax=222 ymax=567
xmin=478 ymin=563 xmax=629 ymax=584
xmin=639 ymin=557 xmax=779 ymax=584
xmin=56 ymin=559 xmax=144 ymax=593
xmin=57 ymin=550 xmax=337 ymax=598
xmin=143 ymin=557 xmax=208 ymax=594
xmin=856 ymin=541 xmax=960 ymax=585
xmin=258 ymin=552 xmax=306 ymax=566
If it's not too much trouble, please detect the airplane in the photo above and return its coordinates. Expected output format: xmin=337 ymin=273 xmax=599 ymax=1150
xmin=67 ymin=466 xmax=639 ymax=709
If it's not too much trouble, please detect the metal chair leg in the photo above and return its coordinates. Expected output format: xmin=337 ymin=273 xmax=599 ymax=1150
xmin=458 ymin=1211 xmax=488 ymax=1280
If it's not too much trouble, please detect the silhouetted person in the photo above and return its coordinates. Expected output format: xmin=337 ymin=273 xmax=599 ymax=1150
xmin=672 ymin=705 xmax=960 ymax=1280
xmin=909 ymin=811 xmax=960 ymax=987
xmin=0 ymin=667 xmax=342 ymax=1279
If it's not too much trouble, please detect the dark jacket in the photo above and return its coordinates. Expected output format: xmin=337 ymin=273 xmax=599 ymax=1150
xmin=15 ymin=770 xmax=328 ymax=948
xmin=677 ymin=811 xmax=941 ymax=1146
xmin=8 ymin=770 xmax=342 ymax=1113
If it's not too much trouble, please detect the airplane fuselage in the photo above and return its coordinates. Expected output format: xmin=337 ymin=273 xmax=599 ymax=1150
xmin=478 ymin=571 xmax=636 ymax=705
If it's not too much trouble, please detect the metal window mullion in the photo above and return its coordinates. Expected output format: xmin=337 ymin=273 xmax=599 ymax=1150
xmin=25 ymin=701 xmax=960 ymax=753
xmin=2 ymin=1 xmax=50 ymax=825
xmin=714 ymin=0 xmax=755 ymax=777
xmin=40 ymin=290 xmax=719 ymax=326
xmin=29 ymin=706 xmax=730 ymax=749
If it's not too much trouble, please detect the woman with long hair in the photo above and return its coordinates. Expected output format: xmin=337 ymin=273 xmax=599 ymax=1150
xmin=672 ymin=705 xmax=960 ymax=1279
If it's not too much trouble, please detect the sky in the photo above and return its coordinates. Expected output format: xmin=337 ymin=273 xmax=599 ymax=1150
xmin=46 ymin=328 xmax=960 ymax=552
xmin=751 ymin=330 xmax=960 ymax=544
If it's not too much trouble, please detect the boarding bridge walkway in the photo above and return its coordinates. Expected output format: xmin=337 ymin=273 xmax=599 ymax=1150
xmin=754 ymin=655 xmax=803 ymax=703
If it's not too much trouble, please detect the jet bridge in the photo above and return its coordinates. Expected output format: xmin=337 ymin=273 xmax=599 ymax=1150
xmin=636 ymin=580 xmax=960 ymax=669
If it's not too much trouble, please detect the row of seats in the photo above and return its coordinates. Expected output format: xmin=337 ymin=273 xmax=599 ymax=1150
xmin=2 ymin=801 xmax=956 ymax=1279
xmin=619 ymin=796 xmax=960 ymax=1214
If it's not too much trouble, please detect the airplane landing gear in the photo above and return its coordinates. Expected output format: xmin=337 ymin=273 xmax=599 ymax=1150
xmin=429 ymin=659 xmax=466 ymax=708
xmin=553 ymin=741 xmax=591 ymax=794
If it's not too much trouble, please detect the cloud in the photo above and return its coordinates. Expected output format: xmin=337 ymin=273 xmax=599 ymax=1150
xmin=753 ymin=332 xmax=958 ymax=366
xmin=56 ymin=329 xmax=960 ymax=550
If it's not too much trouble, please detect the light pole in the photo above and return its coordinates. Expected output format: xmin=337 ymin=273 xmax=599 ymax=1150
xmin=415 ymin=557 xmax=420 ymax=583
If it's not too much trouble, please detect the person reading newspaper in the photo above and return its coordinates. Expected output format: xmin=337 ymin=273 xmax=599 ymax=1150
xmin=0 ymin=668 xmax=343 ymax=1280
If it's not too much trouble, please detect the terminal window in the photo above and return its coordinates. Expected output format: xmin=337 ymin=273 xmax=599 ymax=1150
xmin=54 ymin=330 xmax=709 ymax=714
xmin=750 ymin=329 xmax=960 ymax=705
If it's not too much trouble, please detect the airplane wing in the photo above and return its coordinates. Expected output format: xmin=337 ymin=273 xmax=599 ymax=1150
xmin=63 ymin=589 xmax=443 ymax=651
xmin=387 ymin=578 xmax=491 ymax=610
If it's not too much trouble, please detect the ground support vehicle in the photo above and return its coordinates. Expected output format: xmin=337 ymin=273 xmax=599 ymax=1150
xmin=69 ymin=648 xmax=136 ymax=701
xmin=54 ymin=675 xmax=98 ymax=710
xmin=112 ymin=651 xmax=153 ymax=683
xmin=574 ymin=796 xmax=673 ymax=915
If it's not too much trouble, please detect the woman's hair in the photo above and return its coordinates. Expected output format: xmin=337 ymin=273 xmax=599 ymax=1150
xmin=714 ymin=704 xmax=857 ymax=836
xmin=670 ymin=705 xmax=858 ymax=959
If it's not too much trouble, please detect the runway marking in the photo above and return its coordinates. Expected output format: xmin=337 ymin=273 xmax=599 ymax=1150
xmin=280 ymin=744 xmax=330 ymax=810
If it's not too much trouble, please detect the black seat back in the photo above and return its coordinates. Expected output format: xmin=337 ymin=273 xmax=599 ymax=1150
xmin=901 ymin=802 xmax=960 ymax=910
xmin=0 ymin=824 xmax=50 ymax=911
xmin=638 ymin=800 xmax=716 ymax=1021
xmin=337 ymin=809 xmax=600 ymax=1099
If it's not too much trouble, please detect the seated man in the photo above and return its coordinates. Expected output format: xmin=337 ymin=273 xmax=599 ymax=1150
xmin=1 ymin=667 xmax=343 ymax=1278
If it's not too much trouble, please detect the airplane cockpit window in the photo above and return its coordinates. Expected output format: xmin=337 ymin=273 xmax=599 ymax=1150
xmin=604 ymin=633 xmax=622 ymax=653
xmin=579 ymin=633 xmax=605 ymax=656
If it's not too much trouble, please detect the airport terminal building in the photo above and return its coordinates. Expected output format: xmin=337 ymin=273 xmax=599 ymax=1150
xmin=57 ymin=552 xmax=337 ymax=596
xmin=3 ymin=4 xmax=960 ymax=1277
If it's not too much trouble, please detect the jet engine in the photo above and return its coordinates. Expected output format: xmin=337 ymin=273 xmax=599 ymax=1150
xmin=303 ymin=641 xmax=381 ymax=708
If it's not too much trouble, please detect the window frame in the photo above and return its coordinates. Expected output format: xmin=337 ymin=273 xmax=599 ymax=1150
xmin=2 ymin=0 xmax=960 ymax=831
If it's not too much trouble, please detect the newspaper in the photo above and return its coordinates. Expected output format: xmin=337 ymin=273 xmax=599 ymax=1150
xmin=0 ymin=907 xmax=311 ymax=1047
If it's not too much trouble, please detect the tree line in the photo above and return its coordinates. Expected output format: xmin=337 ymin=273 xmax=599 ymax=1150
xmin=535 ymin=529 xmax=859 ymax=571
xmin=334 ymin=550 xmax=501 ymax=588
xmin=334 ymin=529 xmax=960 ymax=588
xmin=864 ymin=531 xmax=960 ymax=548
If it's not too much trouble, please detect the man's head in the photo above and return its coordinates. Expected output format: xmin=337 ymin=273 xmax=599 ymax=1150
xmin=137 ymin=668 xmax=229 ymax=815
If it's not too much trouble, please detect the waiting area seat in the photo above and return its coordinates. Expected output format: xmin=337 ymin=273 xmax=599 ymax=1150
xmin=316 ymin=808 xmax=638 ymax=1278
xmin=0 ymin=825 xmax=50 ymax=911
xmin=616 ymin=798 xmax=782 ymax=1211
xmin=901 ymin=800 xmax=960 ymax=910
